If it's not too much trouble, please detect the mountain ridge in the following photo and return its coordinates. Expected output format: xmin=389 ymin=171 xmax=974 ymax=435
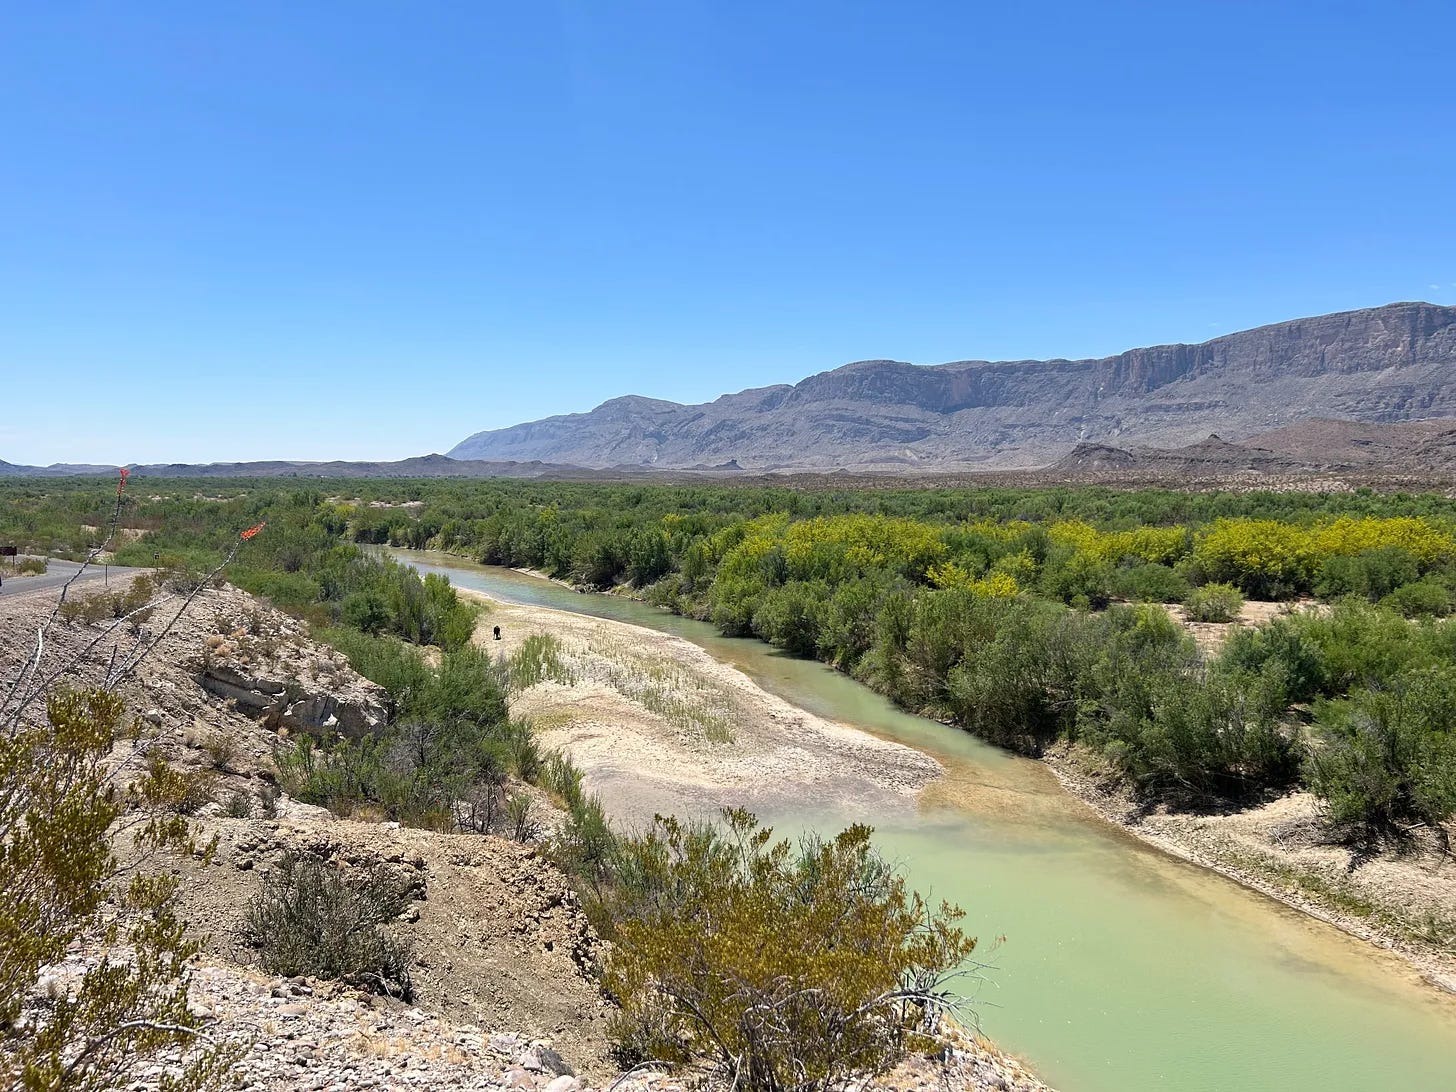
xmin=448 ymin=301 xmax=1456 ymax=470
xmin=0 ymin=454 xmax=613 ymax=480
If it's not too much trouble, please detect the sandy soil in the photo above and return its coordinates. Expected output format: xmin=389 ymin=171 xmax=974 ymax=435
xmin=1163 ymin=597 xmax=1311 ymax=655
xmin=468 ymin=591 xmax=942 ymax=828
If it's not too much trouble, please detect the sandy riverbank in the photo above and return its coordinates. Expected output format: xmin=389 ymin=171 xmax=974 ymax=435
xmin=1044 ymin=743 xmax=1456 ymax=994
xmin=462 ymin=588 xmax=942 ymax=828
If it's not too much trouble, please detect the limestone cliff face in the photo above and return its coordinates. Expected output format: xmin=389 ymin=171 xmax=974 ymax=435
xmin=447 ymin=302 xmax=1456 ymax=470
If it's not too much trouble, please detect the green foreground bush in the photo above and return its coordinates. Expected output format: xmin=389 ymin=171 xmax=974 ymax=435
xmin=603 ymin=809 xmax=975 ymax=1092
xmin=1305 ymin=666 xmax=1456 ymax=841
xmin=1 ymin=690 xmax=234 ymax=1091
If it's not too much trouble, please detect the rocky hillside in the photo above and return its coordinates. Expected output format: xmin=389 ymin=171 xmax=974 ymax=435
xmin=448 ymin=302 xmax=1456 ymax=471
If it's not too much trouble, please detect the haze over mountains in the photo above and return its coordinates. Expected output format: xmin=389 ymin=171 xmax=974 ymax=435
xmin=450 ymin=302 xmax=1456 ymax=471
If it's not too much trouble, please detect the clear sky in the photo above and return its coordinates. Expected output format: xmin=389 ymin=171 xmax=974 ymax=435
xmin=2 ymin=1 xmax=1453 ymax=465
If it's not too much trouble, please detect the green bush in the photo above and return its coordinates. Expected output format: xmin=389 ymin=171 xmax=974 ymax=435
xmin=277 ymin=638 xmax=516 ymax=831
xmin=243 ymin=853 xmax=415 ymax=998
xmin=1040 ymin=549 xmax=1114 ymax=609
xmin=603 ymin=810 xmax=975 ymax=1090
xmin=1183 ymin=582 xmax=1245 ymax=623
xmin=1314 ymin=546 xmax=1422 ymax=602
xmin=751 ymin=580 xmax=829 ymax=657
xmin=1305 ymin=666 xmax=1456 ymax=842
xmin=1 ymin=690 xmax=234 ymax=1090
xmin=1381 ymin=579 xmax=1454 ymax=618
xmin=314 ymin=626 xmax=432 ymax=706
xmin=1111 ymin=562 xmax=1190 ymax=603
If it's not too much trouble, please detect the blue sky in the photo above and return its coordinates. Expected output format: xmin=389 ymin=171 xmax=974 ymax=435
xmin=2 ymin=1 xmax=1453 ymax=464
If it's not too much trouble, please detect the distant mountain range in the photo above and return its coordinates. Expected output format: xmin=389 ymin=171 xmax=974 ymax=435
xmin=448 ymin=301 xmax=1456 ymax=471
xmin=0 ymin=454 xmax=608 ymax=480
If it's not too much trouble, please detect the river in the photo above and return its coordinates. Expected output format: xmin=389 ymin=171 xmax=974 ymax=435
xmin=390 ymin=549 xmax=1456 ymax=1092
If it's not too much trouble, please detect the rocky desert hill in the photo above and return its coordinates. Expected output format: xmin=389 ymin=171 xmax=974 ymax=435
xmin=448 ymin=301 xmax=1456 ymax=471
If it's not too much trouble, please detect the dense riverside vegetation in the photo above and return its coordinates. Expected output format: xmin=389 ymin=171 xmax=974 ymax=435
xmin=6 ymin=476 xmax=1456 ymax=840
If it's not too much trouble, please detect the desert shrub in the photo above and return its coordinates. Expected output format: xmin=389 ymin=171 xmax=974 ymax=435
xmin=1193 ymin=519 xmax=1314 ymax=598
xmin=315 ymin=626 xmax=432 ymax=706
xmin=162 ymin=563 xmax=219 ymax=595
xmin=539 ymin=749 xmax=586 ymax=808
xmin=243 ymin=853 xmax=414 ymax=998
xmin=751 ymin=579 xmax=829 ymax=657
xmin=1127 ymin=671 xmax=1299 ymax=797
xmin=508 ymin=725 xmax=543 ymax=781
xmin=944 ymin=599 xmax=1090 ymax=752
xmin=1315 ymin=547 xmax=1423 ymax=602
xmin=816 ymin=573 xmax=902 ymax=670
xmin=0 ymin=690 xmax=235 ymax=1091
xmin=627 ymin=528 xmax=673 ymax=587
xmin=505 ymin=792 xmax=541 ymax=841
xmin=1183 ymin=582 xmax=1245 ymax=623
xmin=1381 ymin=579 xmax=1454 ymax=618
xmin=1111 ymin=561 xmax=1190 ymax=603
xmin=421 ymin=643 xmax=508 ymax=725
xmin=1305 ymin=666 xmax=1456 ymax=842
xmin=603 ymin=809 xmax=975 ymax=1090
xmin=204 ymin=729 xmax=239 ymax=772
xmin=224 ymin=790 xmax=252 ymax=818
xmin=276 ymin=640 xmax=518 ymax=832
xmin=1278 ymin=601 xmax=1437 ymax=699
xmin=54 ymin=576 xmax=160 ymax=628
xmin=550 ymin=797 xmax=618 ymax=908
xmin=1215 ymin=618 xmax=1327 ymax=708
xmin=16 ymin=556 xmax=46 ymax=575
xmin=341 ymin=589 xmax=390 ymax=634
xmin=1069 ymin=605 xmax=1297 ymax=797
xmin=1039 ymin=549 xmax=1114 ymax=609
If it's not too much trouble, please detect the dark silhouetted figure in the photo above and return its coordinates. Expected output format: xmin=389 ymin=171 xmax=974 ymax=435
xmin=493 ymin=625 xmax=501 ymax=640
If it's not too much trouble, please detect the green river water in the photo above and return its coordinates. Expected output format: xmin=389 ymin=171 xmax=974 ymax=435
xmin=389 ymin=549 xmax=1456 ymax=1092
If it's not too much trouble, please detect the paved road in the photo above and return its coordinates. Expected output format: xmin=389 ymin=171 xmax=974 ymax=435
xmin=0 ymin=559 xmax=143 ymax=599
